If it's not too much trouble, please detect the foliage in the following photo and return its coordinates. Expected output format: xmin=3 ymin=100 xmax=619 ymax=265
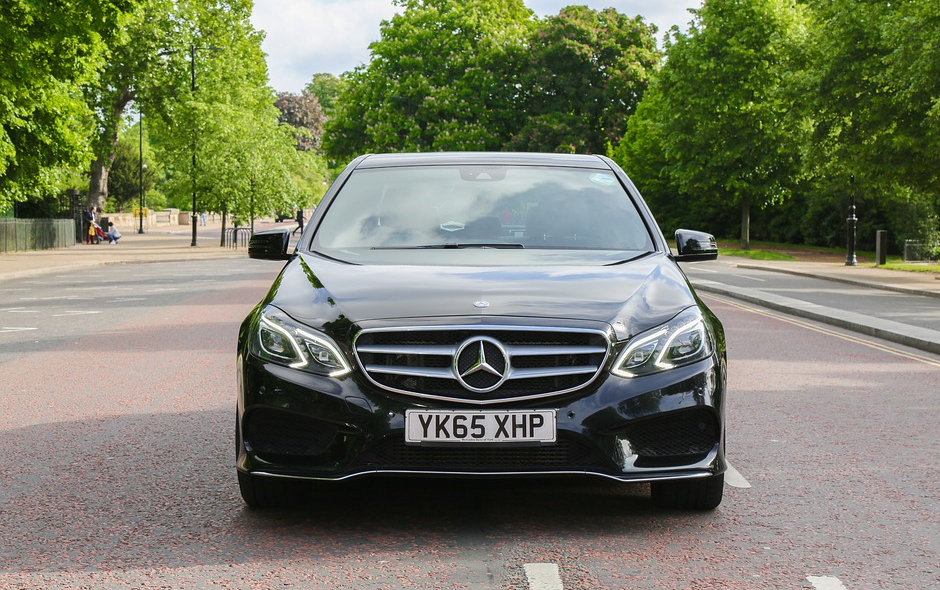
xmin=648 ymin=0 xmax=808 ymax=249
xmin=0 ymin=0 xmax=135 ymax=210
xmin=306 ymin=73 xmax=344 ymax=117
xmin=142 ymin=0 xmax=326 ymax=225
xmin=106 ymin=121 xmax=158 ymax=211
xmin=509 ymin=6 xmax=660 ymax=154
xmin=324 ymin=0 xmax=534 ymax=161
xmin=800 ymin=0 xmax=940 ymax=251
xmin=275 ymin=90 xmax=326 ymax=151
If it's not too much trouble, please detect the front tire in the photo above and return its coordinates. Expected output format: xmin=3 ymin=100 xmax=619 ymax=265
xmin=650 ymin=473 xmax=724 ymax=510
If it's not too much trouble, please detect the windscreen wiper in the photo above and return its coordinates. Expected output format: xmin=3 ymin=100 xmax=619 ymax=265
xmin=415 ymin=243 xmax=525 ymax=249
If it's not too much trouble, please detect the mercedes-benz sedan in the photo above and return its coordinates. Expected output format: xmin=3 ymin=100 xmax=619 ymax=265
xmin=237 ymin=152 xmax=727 ymax=510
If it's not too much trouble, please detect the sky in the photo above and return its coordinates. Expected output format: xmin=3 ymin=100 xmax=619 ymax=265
xmin=250 ymin=0 xmax=703 ymax=94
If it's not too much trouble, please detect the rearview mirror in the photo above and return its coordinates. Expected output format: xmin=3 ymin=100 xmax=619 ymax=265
xmin=248 ymin=228 xmax=293 ymax=260
xmin=674 ymin=229 xmax=718 ymax=262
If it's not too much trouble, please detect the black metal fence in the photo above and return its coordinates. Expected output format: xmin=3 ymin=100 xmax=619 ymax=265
xmin=0 ymin=218 xmax=76 ymax=253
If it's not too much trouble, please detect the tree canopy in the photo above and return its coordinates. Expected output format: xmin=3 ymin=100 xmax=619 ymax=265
xmin=325 ymin=0 xmax=535 ymax=161
xmin=0 ymin=0 xmax=134 ymax=210
xmin=509 ymin=6 xmax=659 ymax=154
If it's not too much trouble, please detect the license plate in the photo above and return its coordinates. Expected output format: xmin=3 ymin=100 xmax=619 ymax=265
xmin=405 ymin=409 xmax=557 ymax=444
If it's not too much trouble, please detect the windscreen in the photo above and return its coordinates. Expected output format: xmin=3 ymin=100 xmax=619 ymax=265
xmin=314 ymin=165 xmax=654 ymax=255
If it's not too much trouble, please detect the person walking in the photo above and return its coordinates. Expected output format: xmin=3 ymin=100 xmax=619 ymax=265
xmin=293 ymin=208 xmax=305 ymax=234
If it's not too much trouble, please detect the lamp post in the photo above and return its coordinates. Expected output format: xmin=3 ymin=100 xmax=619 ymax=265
xmin=138 ymin=109 xmax=145 ymax=234
xmin=188 ymin=44 xmax=222 ymax=246
xmin=845 ymin=174 xmax=858 ymax=266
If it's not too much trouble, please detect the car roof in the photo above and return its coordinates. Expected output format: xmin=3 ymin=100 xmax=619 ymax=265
xmin=353 ymin=152 xmax=611 ymax=170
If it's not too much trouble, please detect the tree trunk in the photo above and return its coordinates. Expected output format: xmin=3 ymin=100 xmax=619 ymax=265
xmin=740 ymin=197 xmax=751 ymax=250
xmin=87 ymin=89 xmax=135 ymax=210
xmin=87 ymin=155 xmax=110 ymax=211
xmin=219 ymin=207 xmax=228 ymax=247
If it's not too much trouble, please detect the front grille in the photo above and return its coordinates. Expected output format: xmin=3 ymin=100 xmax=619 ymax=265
xmin=245 ymin=408 xmax=338 ymax=463
xmin=352 ymin=434 xmax=611 ymax=471
xmin=354 ymin=326 xmax=609 ymax=404
xmin=621 ymin=409 xmax=719 ymax=466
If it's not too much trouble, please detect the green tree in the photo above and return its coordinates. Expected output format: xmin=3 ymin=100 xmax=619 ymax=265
xmin=106 ymin=122 xmax=158 ymax=211
xmin=275 ymin=90 xmax=326 ymax=151
xmin=144 ymin=0 xmax=323 ymax=233
xmin=0 ymin=0 xmax=134 ymax=211
xmin=306 ymin=73 xmax=344 ymax=117
xmin=324 ymin=0 xmax=533 ymax=162
xmin=82 ymin=0 xmax=172 ymax=211
xmin=509 ymin=6 xmax=660 ymax=154
xmin=644 ymin=0 xmax=808 ymax=249
xmin=802 ymin=0 xmax=939 ymax=251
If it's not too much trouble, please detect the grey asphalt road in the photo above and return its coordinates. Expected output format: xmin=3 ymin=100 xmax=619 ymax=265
xmin=686 ymin=260 xmax=940 ymax=332
xmin=1 ymin=259 xmax=938 ymax=589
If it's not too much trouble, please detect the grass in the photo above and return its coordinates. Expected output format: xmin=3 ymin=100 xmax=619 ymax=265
xmin=714 ymin=239 xmax=940 ymax=275
xmin=718 ymin=248 xmax=796 ymax=261
xmin=872 ymin=260 xmax=940 ymax=273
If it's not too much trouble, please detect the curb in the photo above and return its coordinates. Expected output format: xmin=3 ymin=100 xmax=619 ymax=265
xmin=692 ymin=280 xmax=940 ymax=356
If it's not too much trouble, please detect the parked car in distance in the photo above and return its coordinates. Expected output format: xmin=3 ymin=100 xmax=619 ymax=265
xmin=238 ymin=152 xmax=726 ymax=510
xmin=274 ymin=207 xmax=295 ymax=222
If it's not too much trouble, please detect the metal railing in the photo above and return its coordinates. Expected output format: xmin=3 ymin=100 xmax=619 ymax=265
xmin=224 ymin=227 xmax=252 ymax=248
xmin=0 ymin=219 xmax=76 ymax=253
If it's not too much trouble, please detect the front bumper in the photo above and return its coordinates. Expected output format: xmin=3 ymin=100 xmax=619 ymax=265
xmin=236 ymin=351 xmax=727 ymax=485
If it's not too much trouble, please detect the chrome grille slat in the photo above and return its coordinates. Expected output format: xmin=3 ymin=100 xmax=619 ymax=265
xmin=505 ymin=345 xmax=608 ymax=356
xmin=354 ymin=325 xmax=610 ymax=405
xmin=508 ymin=366 xmax=599 ymax=379
xmin=364 ymin=365 xmax=453 ymax=378
xmin=356 ymin=344 xmax=457 ymax=356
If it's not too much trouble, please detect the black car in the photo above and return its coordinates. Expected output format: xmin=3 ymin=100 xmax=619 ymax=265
xmin=238 ymin=152 xmax=727 ymax=510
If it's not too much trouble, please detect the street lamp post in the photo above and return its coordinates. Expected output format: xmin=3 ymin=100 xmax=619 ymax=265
xmin=845 ymin=174 xmax=858 ymax=266
xmin=138 ymin=110 xmax=145 ymax=234
xmin=188 ymin=44 xmax=222 ymax=247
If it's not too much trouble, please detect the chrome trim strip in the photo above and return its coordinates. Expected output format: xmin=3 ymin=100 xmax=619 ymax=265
xmin=250 ymin=469 xmax=717 ymax=484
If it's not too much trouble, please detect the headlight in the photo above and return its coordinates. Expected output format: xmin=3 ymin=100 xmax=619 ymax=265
xmin=252 ymin=305 xmax=352 ymax=377
xmin=612 ymin=307 xmax=713 ymax=378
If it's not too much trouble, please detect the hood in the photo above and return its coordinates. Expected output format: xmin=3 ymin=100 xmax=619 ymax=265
xmin=267 ymin=252 xmax=696 ymax=341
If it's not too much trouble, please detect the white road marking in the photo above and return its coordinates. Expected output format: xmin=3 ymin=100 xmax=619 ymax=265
xmin=807 ymin=576 xmax=848 ymax=589
xmin=108 ymin=297 xmax=147 ymax=302
xmin=0 ymin=327 xmax=38 ymax=334
xmin=724 ymin=461 xmax=751 ymax=488
xmin=51 ymin=310 xmax=103 ymax=317
xmin=524 ymin=563 xmax=564 ymax=590
xmin=685 ymin=266 xmax=718 ymax=274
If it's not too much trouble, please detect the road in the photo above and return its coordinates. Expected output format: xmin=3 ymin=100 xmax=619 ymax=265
xmin=685 ymin=259 xmax=940 ymax=332
xmin=1 ymin=259 xmax=939 ymax=589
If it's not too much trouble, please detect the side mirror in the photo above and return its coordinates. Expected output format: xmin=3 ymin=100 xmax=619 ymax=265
xmin=674 ymin=229 xmax=718 ymax=262
xmin=248 ymin=228 xmax=293 ymax=260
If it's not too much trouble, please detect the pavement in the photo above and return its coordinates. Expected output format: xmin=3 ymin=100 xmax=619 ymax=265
xmin=0 ymin=220 xmax=287 ymax=280
xmin=3 ymin=227 xmax=939 ymax=354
